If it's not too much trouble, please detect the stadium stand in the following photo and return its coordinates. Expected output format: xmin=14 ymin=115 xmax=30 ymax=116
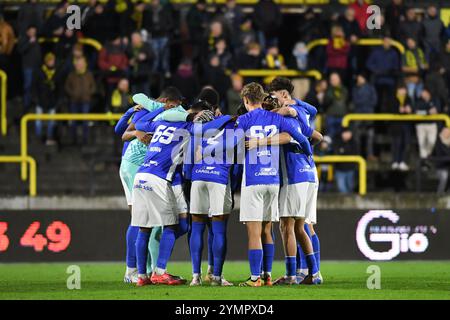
xmin=0 ymin=0 xmax=450 ymax=195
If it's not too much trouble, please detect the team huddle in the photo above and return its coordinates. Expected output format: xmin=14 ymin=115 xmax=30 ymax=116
xmin=115 ymin=77 xmax=323 ymax=287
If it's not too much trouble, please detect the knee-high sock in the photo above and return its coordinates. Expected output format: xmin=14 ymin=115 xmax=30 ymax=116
xmin=285 ymin=256 xmax=296 ymax=277
xmin=147 ymin=227 xmax=162 ymax=273
xmin=207 ymin=223 xmax=214 ymax=269
xmin=126 ymin=225 xmax=139 ymax=268
xmin=248 ymin=249 xmax=263 ymax=279
xmin=311 ymin=233 xmax=320 ymax=270
xmin=136 ymin=230 xmax=150 ymax=276
xmin=212 ymin=220 xmax=227 ymax=277
xmin=156 ymin=227 xmax=176 ymax=271
xmin=176 ymin=217 xmax=189 ymax=239
xmin=297 ymin=243 xmax=308 ymax=274
xmin=262 ymin=243 xmax=274 ymax=275
xmin=189 ymin=221 xmax=206 ymax=274
xmin=306 ymin=253 xmax=319 ymax=276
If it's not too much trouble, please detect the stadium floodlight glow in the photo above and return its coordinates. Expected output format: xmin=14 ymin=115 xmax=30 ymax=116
xmin=356 ymin=210 xmax=429 ymax=261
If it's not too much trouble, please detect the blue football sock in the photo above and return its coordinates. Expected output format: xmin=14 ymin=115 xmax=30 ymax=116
xmin=304 ymin=224 xmax=312 ymax=238
xmin=135 ymin=230 xmax=150 ymax=275
xmin=305 ymin=253 xmax=319 ymax=275
xmin=176 ymin=217 xmax=189 ymax=239
xmin=285 ymin=256 xmax=296 ymax=277
xmin=207 ymin=223 xmax=214 ymax=268
xmin=126 ymin=225 xmax=139 ymax=268
xmin=311 ymin=233 xmax=320 ymax=270
xmin=248 ymin=249 xmax=263 ymax=278
xmin=189 ymin=221 xmax=206 ymax=274
xmin=262 ymin=243 xmax=274 ymax=274
xmin=156 ymin=227 xmax=176 ymax=270
xmin=297 ymin=243 xmax=307 ymax=273
xmin=212 ymin=220 xmax=227 ymax=277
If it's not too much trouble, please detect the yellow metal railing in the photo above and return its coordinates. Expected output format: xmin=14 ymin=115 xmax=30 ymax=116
xmin=342 ymin=113 xmax=450 ymax=128
xmin=237 ymin=69 xmax=322 ymax=81
xmin=306 ymin=38 xmax=405 ymax=54
xmin=38 ymin=37 xmax=102 ymax=51
xmin=0 ymin=69 xmax=6 ymax=136
xmin=314 ymin=155 xmax=366 ymax=195
xmin=20 ymin=113 xmax=123 ymax=181
xmin=0 ymin=156 xmax=37 ymax=197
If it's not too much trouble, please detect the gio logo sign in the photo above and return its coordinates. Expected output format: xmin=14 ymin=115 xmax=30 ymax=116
xmin=356 ymin=210 xmax=430 ymax=260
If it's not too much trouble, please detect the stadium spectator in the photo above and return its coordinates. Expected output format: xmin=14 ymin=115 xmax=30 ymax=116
xmin=316 ymin=135 xmax=333 ymax=192
xmin=234 ymin=42 xmax=263 ymax=75
xmin=352 ymin=74 xmax=377 ymax=160
xmin=110 ymin=78 xmax=131 ymax=113
xmin=366 ymin=37 xmax=400 ymax=112
xmin=385 ymin=0 xmax=406 ymax=40
xmin=433 ymin=127 xmax=450 ymax=194
xmin=202 ymin=55 xmax=230 ymax=107
xmin=143 ymin=0 xmax=174 ymax=78
xmin=221 ymin=0 xmax=244 ymax=35
xmin=54 ymin=28 xmax=77 ymax=62
xmin=65 ymin=57 xmax=96 ymax=144
xmin=326 ymin=25 xmax=351 ymax=82
xmin=214 ymin=37 xmax=233 ymax=70
xmin=32 ymin=52 xmax=60 ymax=146
xmin=324 ymin=72 xmax=348 ymax=139
xmin=253 ymin=0 xmax=282 ymax=49
xmin=348 ymin=0 xmax=370 ymax=35
xmin=339 ymin=7 xmax=361 ymax=41
xmin=390 ymin=85 xmax=412 ymax=171
xmin=186 ymin=0 xmax=210 ymax=59
xmin=425 ymin=61 xmax=448 ymax=112
xmin=304 ymin=79 xmax=328 ymax=114
xmin=98 ymin=35 xmax=129 ymax=110
xmin=292 ymin=42 xmax=308 ymax=71
xmin=235 ymin=16 xmax=257 ymax=51
xmin=263 ymin=44 xmax=286 ymax=70
xmin=439 ymin=39 xmax=450 ymax=106
xmin=402 ymin=37 xmax=428 ymax=104
xmin=127 ymin=32 xmax=153 ymax=96
xmin=226 ymin=73 xmax=243 ymax=115
xmin=414 ymin=89 xmax=439 ymax=166
xmin=80 ymin=0 xmax=98 ymax=27
xmin=421 ymin=5 xmax=445 ymax=60
xmin=84 ymin=2 xmax=118 ymax=44
xmin=296 ymin=7 xmax=325 ymax=43
xmin=17 ymin=0 xmax=44 ymax=36
xmin=171 ymin=59 xmax=200 ymax=104
xmin=202 ymin=20 xmax=227 ymax=60
xmin=17 ymin=25 xmax=41 ymax=113
xmin=0 ymin=13 xmax=15 ymax=69
xmin=398 ymin=7 xmax=422 ymax=45
xmin=42 ymin=1 xmax=69 ymax=38
xmin=334 ymin=129 xmax=358 ymax=193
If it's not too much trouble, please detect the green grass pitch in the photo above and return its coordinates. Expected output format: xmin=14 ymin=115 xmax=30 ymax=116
xmin=0 ymin=261 xmax=449 ymax=300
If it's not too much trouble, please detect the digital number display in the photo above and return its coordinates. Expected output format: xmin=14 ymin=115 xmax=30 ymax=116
xmin=1 ymin=221 xmax=71 ymax=253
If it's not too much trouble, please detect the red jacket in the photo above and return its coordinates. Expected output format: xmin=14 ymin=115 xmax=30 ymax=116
xmin=98 ymin=46 xmax=128 ymax=84
xmin=326 ymin=38 xmax=350 ymax=69
xmin=350 ymin=2 xmax=370 ymax=33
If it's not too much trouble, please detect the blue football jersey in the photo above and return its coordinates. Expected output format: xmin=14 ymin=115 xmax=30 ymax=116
xmin=281 ymin=99 xmax=318 ymax=185
xmin=235 ymin=108 xmax=311 ymax=187
xmin=191 ymin=118 xmax=235 ymax=185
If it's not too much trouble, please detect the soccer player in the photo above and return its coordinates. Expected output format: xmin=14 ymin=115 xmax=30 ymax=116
xmin=236 ymin=83 xmax=313 ymax=287
xmin=268 ymin=77 xmax=323 ymax=285
xmin=115 ymin=104 xmax=143 ymax=283
xmin=118 ymin=88 xmax=186 ymax=283
xmin=132 ymin=106 xmax=231 ymax=286
xmin=188 ymin=109 xmax=236 ymax=286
